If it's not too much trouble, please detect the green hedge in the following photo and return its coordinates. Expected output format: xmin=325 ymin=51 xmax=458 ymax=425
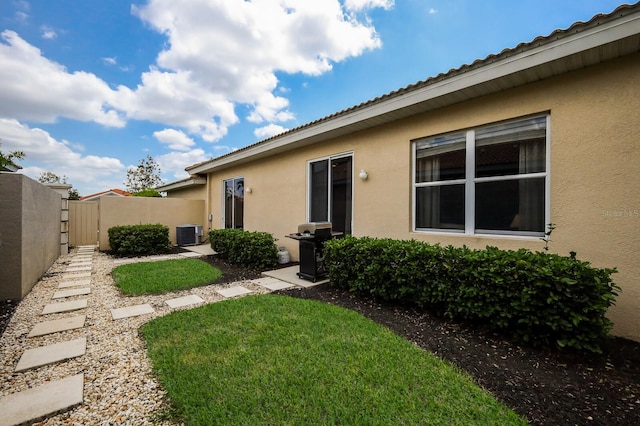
xmin=209 ymin=229 xmax=278 ymax=270
xmin=324 ymin=236 xmax=619 ymax=354
xmin=108 ymin=224 xmax=171 ymax=257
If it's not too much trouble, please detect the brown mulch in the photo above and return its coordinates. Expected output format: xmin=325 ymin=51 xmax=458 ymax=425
xmin=276 ymin=284 xmax=640 ymax=426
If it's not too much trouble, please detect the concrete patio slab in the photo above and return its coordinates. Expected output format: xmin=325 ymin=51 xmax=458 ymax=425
xmin=42 ymin=299 xmax=88 ymax=315
xmin=181 ymin=244 xmax=215 ymax=256
xmin=58 ymin=279 xmax=91 ymax=288
xmin=52 ymin=287 xmax=91 ymax=299
xmin=165 ymin=294 xmax=205 ymax=308
xmin=15 ymin=338 xmax=87 ymax=372
xmin=216 ymin=286 xmax=253 ymax=298
xmin=62 ymin=272 xmax=91 ymax=280
xmin=0 ymin=374 xmax=84 ymax=426
xmin=263 ymin=265 xmax=329 ymax=288
xmin=28 ymin=315 xmax=86 ymax=337
xmin=111 ymin=304 xmax=155 ymax=320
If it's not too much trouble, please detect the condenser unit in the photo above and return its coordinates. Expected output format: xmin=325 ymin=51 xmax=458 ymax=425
xmin=176 ymin=224 xmax=203 ymax=246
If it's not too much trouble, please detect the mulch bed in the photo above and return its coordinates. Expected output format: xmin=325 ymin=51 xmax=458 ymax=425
xmin=276 ymin=285 xmax=640 ymax=425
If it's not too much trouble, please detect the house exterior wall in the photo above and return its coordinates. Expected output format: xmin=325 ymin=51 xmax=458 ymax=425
xmin=164 ymin=185 xmax=206 ymax=200
xmin=203 ymin=54 xmax=639 ymax=341
xmin=0 ymin=173 xmax=61 ymax=300
xmin=98 ymin=197 xmax=205 ymax=250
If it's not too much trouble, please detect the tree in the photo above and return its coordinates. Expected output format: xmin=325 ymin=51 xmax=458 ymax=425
xmin=68 ymin=188 xmax=81 ymax=200
xmin=125 ymin=155 xmax=163 ymax=193
xmin=0 ymin=142 xmax=25 ymax=169
xmin=38 ymin=171 xmax=68 ymax=184
xmin=132 ymin=188 xmax=163 ymax=197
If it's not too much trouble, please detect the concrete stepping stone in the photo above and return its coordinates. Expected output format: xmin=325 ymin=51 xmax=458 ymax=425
xmin=52 ymin=287 xmax=91 ymax=299
xmin=15 ymin=338 xmax=87 ymax=372
xmin=62 ymin=272 xmax=91 ymax=280
xmin=111 ymin=304 xmax=155 ymax=320
xmin=58 ymin=279 xmax=91 ymax=289
xmin=65 ymin=265 xmax=92 ymax=272
xmin=28 ymin=315 xmax=86 ymax=337
xmin=178 ymin=252 xmax=202 ymax=258
xmin=253 ymin=278 xmax=294 ymax=291
xmin=216 ymin=286 xmax=253 ymax=298
xmin=42 ymin=299 xmax=88 ymax=315
xmin=69 ymin=260 xmax=92 ymax=266
xmin=165 ymin=294 xmax=205 ymax=309
xmin=0 ymin=374 xmax=84 ymax=425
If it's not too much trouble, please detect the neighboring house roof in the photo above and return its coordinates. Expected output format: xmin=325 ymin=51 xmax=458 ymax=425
xmin=79 ymin=188 xmax=132 ymax=201
xmin=180 ymin=2 xmax=639 ymax=178
xmin=156 ymin=175 xmax=206 ymax=192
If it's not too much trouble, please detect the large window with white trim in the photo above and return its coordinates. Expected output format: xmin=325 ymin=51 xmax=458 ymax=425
xmin=413 ymin=115 xmax=548 ymax=236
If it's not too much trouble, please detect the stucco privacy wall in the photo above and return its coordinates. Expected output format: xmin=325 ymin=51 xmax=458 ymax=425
xmin=201 ymin=54 xmax=640 ymax=341
xmin=98 ymin=197 xmax=205 ymax=250
xmin=0 ymin=173 xmax=61 ymax=300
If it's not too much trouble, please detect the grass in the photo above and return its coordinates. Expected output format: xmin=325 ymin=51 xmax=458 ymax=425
xmin=112 ymin=258 xmax=222 ymax=295
xmin=141 ymin=294 xmax=526 ymax=425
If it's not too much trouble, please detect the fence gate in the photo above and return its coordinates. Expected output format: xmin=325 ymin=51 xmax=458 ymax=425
xmin=69 ymin=201 xmax=99 ymax=247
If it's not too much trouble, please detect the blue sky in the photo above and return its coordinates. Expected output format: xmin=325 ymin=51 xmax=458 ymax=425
xmin=0 ymin=0 xmax=626 ymax=196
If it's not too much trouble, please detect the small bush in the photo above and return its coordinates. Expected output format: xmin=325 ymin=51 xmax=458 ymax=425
xmin=324 ymin=236 xmax=620 ymax=354
xmin=108 ymin=224 xmax=171 ymax=257
xmin=209 ymin=229 xmax=278 ymax=270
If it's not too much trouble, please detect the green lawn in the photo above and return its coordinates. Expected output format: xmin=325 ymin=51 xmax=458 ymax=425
xmin=112 ymin=258 xmax=222 ymax=295
xmin=141 ymin=294 xmax=526 ymax=425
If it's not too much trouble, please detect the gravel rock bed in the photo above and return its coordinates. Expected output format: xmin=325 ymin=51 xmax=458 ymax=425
xmin=0 ymin=249 xmax=271 ymax=425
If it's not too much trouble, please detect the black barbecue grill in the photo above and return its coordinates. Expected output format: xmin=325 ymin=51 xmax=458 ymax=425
xmin=287 ymin=222 xmax=338 ymax=282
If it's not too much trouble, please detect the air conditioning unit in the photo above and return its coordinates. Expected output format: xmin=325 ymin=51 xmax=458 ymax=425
xmin=176 ymin=224 xmax=203 ymax=246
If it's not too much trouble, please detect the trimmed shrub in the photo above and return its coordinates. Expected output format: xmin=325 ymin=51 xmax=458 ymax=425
xmin=324 ymin=236 xmax=619 ymax=354
xmin=209 ymin=229 xmax=278 ymax=270
xmin=108 ymin=224 xmax=171 ymax=257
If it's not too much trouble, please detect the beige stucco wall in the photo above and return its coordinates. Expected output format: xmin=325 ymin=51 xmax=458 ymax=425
xmin=204 ymin=54 xmax=639 ymax=341
xmin=98 ymin=197 xmax=205 ymax=250
xmin=0 ymin=173 xmax=61 ymax=300
xmin=165 ymin=185 xmax=207 ymax=200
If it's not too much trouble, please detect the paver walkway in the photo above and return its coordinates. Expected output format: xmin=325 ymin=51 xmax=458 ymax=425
xmin=0 ymin=245 xmax=307 ymax=425
xmin=0 ymin=245 xmax=95 ymax=425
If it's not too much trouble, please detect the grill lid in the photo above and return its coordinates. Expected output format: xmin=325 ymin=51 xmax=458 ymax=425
xmin=298 ymin=222 xmax=332 ymax=234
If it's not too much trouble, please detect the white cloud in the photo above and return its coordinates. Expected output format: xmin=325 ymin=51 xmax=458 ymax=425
xmin=153 ymin=128 xmax=195 ymax=151
xmin=0 ymin=118 xmax=126 ymax=194
xmin=0 ymin=30 xmax=126 ymax=127
xmin=155 ymin=148 xmax=210 ymax=180
xmin=344 ymin=0 xmax=394 ymax=12
xmin=41 ymin=27 xmax=57 ymax=39
xmin=429 ymin=8 xmax=438 ymax=15
xmin=102 ymin=57 xmax=117 ymax=65
xmin=132 ymin=0 xmax=386 ymax=136
xmin=254 ymin=124 xmax=288 ymax=140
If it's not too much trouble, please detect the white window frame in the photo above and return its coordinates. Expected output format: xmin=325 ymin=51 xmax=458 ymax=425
xmin=306 ymin=152 xmax=354 ymax=230
xmin=412 ymin=114 xmax=550 ymax=238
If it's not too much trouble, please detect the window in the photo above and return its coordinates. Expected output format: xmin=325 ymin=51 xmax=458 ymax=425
xmin=308 ymin=154 xmax=353 ymax=235
xmin=223 ymin=177 xmax=244 ymax=229
xmin=413 ymin=115 xmax=548 ymax=236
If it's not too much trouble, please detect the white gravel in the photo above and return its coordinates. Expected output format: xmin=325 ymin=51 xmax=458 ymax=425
xmin=0 ymin=249 xmax=273 ymax=425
